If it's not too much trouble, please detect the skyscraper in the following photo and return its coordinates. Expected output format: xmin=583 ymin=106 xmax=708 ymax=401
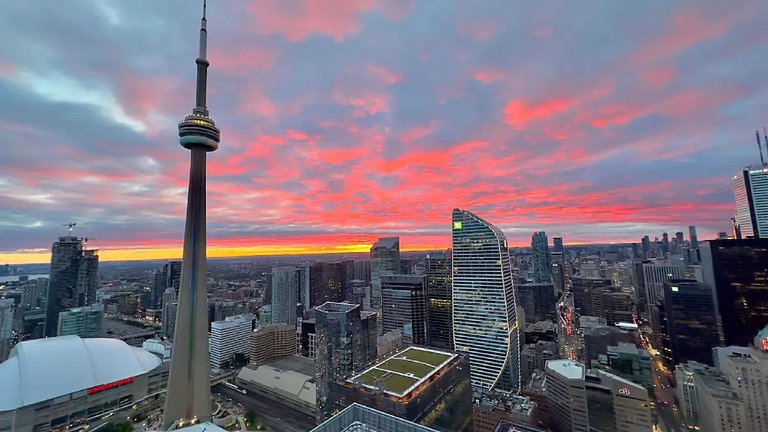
xmin=531 ymin=232 xmax=551 ymax=284
xmin=733 ymin=166 xmax=768 ymax=238
xmin=315 ymin=302 xmax=377 ymax=420
xmin=44 ymin=236 xmax=99 ymax=337
xmin=310 ymin=262 xmax=344 ymax=306
xmin=657 ymin=280 xmax=720 ymax=368
xmin=641 ymin=235 xmax=651 ymax=258
xmin=688 ymin=226 xmax=699 ymax=249
xmin=0 ymin=298 xmax=13 ymax=362
xmin=270 ymin=266 xmax=299 ymax=325
xmin=163 ymin=1 xmax=221 ymax=426
xmin=380 ymin=274 xmax=429 ymax=345
xmin=452 ymin=209 xmax=520 ymax=391
xmin=700 ymin=238 xmax=768 ymax=346
xmin=370 ymin=237 xmax=401 ymax=312
xmin=425 ymin=251 xmax=452 ymax=349
xmin=553 ymin=237 xmax=564 ymax=254
xmin=161 ymin=288 xmax=178 ymax=339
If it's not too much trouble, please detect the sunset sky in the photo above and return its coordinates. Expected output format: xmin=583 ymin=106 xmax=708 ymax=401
xmin=1 ymin=1 xmax=767 ymax=264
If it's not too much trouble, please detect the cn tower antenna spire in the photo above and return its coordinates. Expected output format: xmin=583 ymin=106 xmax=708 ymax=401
xmin=163 ymin=0 xmax=220 ymax=428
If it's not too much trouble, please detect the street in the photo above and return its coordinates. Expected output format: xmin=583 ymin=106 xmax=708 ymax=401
xmin=640 ymin=331 xmax=688 ymax=432
xmin=213 ymin=384 xmax=317 ymax=432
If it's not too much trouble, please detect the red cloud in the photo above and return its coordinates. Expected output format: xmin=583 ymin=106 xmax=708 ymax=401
xmin=504 ymin=98 xmax=575 ymax=130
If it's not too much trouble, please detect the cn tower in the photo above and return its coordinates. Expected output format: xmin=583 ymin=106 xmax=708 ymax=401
xmin=162 ymin=0 xmax=220 ymax=428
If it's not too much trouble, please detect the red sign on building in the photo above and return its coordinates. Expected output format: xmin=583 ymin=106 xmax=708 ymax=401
xmin=87 ymin=376 xmax=135 ymax=395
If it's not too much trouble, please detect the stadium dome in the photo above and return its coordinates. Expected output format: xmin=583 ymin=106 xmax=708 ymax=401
xmin=0 ymin=335 xmax=162 ymax=410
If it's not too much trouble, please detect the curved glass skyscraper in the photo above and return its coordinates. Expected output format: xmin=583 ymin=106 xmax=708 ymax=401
xmin=451 ymin=209 xmax=520 ymax=391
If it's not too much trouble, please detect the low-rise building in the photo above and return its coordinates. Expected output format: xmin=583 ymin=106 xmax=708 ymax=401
xmin=249 ymin=323 xmax=295 ymax=365
xmin=236 ymin=355 xmax=317 ymax=418
xmin=472 ymin=390 xmax=536 ymax=432
xmin=312 ymin=403 xmax=439 ymax=432
xmin=57 ymin=304 xmax=104 ymax=338
xmin=330 ymin=346 xmax=473 ymax=432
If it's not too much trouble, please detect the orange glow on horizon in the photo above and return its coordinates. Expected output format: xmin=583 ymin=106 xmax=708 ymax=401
xmin=0 ymin=242 xmax=449 ymax=265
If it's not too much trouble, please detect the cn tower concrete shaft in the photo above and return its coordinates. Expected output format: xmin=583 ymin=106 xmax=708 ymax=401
xmin=163 ymin=148 xmax=212 ymax=427
xmin=162 ymin=1 xmax=220 ymax=428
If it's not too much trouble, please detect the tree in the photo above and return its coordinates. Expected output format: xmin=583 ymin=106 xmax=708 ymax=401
xmin=102 ymin=421 xmax=133 ymax=432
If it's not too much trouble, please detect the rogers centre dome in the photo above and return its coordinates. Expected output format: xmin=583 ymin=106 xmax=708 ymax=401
xmin=0 ymin=335 xmax=166 ymax=432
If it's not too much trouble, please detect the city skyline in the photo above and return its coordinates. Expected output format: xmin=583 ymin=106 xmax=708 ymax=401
xmin=2 ymin=1 xmax=768 ymax=264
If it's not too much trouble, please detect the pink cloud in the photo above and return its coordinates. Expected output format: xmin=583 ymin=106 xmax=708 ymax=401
xmin=504 ymin=98 xmax=576 ymax=130
xmin=366 ymin=64 xmax=401 ymax=85
xmin=473 ymin=69 xmax=505 ymax=84
xmin=459 ymin=20 xmax=498 ymax=41
xmin=247 ymin=0 xmax=410 ymax=42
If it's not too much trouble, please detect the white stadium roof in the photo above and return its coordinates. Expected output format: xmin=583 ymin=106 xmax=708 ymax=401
xmin=0 ymin=335 xmax=162 ymax=411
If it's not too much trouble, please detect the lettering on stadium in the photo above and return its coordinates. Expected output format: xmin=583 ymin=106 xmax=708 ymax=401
xmin=87 ymin=376 xmax=135 ymax=394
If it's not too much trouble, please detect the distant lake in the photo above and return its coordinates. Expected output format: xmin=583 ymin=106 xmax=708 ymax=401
xmin=0 ymin=274 xmax=48 ymax=283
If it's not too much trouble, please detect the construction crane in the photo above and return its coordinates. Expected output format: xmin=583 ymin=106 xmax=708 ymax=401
xmin=61 ymin=222 xmax=77 ymax=236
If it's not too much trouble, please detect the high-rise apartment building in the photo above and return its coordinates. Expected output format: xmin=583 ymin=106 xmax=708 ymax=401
xmin=553 ymin=237 xmax=564 ymax=254
xmin=44 ymin=236 xmax=99 ymax=337
xmin=315 ymin=302 xmax=377 ymax=420
xmin=452 ymin=208 xmax=520 ymax=391
xmin=57 ymin=304 xmax=104 ymax=338
xmin=657 ymin=280 xmax=720 ymax=368
xmin=152 ymin=261 xmax=182 ymax=309
xmin=545 ymin=360 xmax=652 ymax=432
xmin=210 ymin=314 xmax=253 ymax=369
xmin=161 ymin=288 xmax=178 ymax=339
xmin=688 ymin=226 xmax=698 ymax=248
xmin=270 ymin=266 xmax=299 ymax=325
xmin=370 ymin=237 xmax=401 ymax=312
xmin=0 ymin=298 xmax=13 ymax=362
xmin=733 ymin=166 xmax=768 ymax=238
xmin=700 ymin=238 xmax=768 ymax=346
xmin=425 ymin=251 xmax=452 ymax=349
xmin=531 ymin=232 xmax=551 ymax=284
xmin=310 ymin=262 xmax=344 ymax=307
xmin=380 ymin=275 xmax=429 ymax=345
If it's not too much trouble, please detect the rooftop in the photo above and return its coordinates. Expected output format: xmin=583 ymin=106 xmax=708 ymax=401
xmin=372 ymin=237 xmax=399 ymax=250
xmin=349 ymin=346 xmax=457 ymax=398
xmin=312 ymin=403 xmax=438 ymax=432
xmin=546 ymin=359 xmax=585 ymax=380
xmin=317 ymin=302 xmax=359 ymax=313
xmin=0 ymin=335 xmax=161 ymax=410
xmin=266 ymin=354 xmax=315 ymax=376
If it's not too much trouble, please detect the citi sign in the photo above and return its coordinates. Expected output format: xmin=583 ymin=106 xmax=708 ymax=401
xmin=87 ymin=376 xmax=135 ymax=395
xmin=618 ymin=387 xmax=631 ymax=396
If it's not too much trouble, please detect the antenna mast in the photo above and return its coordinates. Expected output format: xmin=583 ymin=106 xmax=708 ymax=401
xmin=757 ymin=131 xmax=765 ymax=166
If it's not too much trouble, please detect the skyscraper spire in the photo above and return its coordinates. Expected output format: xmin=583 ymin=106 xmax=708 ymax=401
xmin=162 ymin=0 xmax=220 ymax=428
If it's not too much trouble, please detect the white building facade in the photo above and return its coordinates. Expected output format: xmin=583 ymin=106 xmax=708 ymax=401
xmin=210 ymin=314 xmax=252 ymax=369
